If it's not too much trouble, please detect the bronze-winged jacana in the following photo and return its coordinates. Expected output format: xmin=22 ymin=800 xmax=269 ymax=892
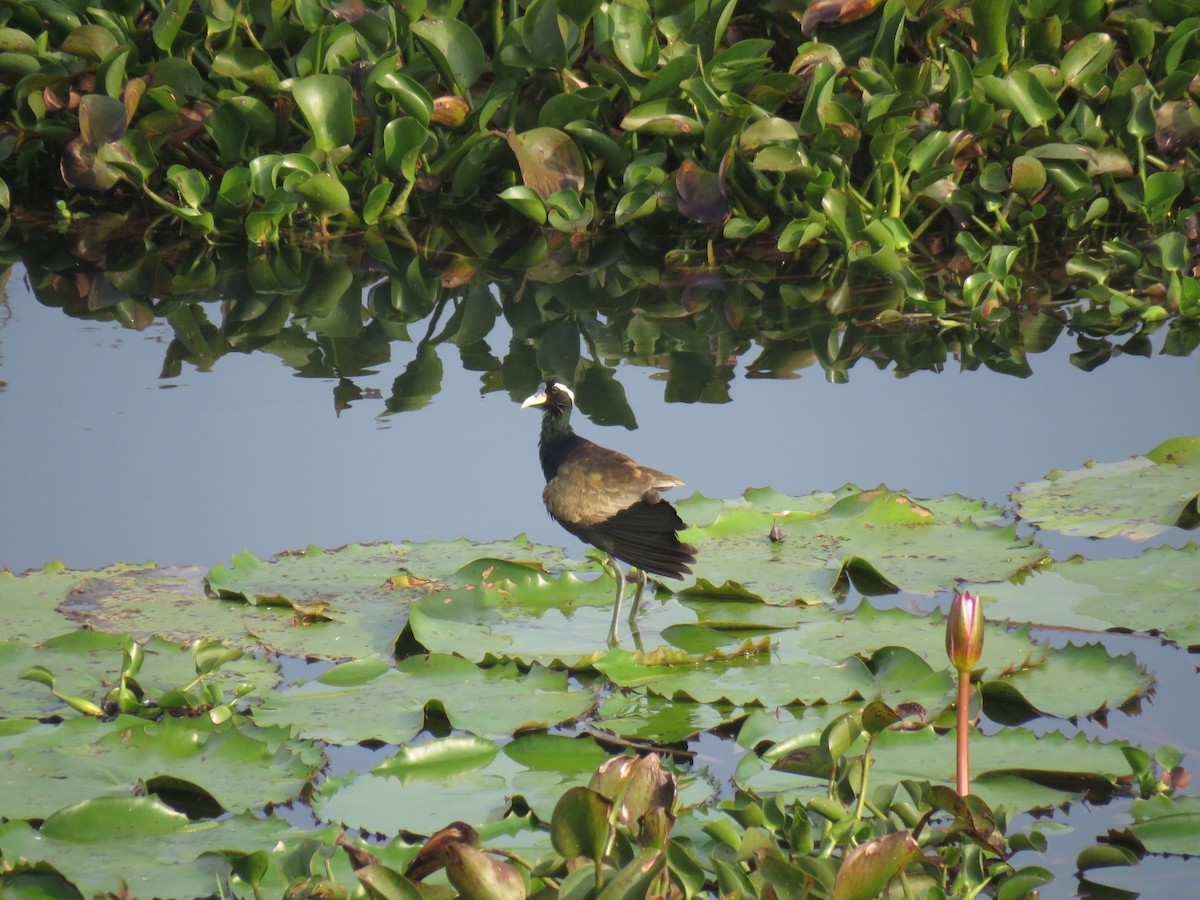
xmin=522 ymin=378 xmax=696 ymax=644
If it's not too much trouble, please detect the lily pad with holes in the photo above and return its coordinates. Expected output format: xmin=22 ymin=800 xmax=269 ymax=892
xmin=1013 ymin=438 xmax=1200 ymax=539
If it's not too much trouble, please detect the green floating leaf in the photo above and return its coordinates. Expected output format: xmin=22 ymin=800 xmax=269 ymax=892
xmin=679 ymin=486 xmax=1046 ymax=604
xmin=256 ymin=654 xmax=592 ymax=743
xmin=599 ymin=651 xmax=877 ymax=707
xmin=981 ymin=544 xmax=1200 ymax=649
xmin=0 ymin=805 xmax=286 ymax=899
xmin=741 ymin=726 xmax=1136 ymax=811
xmin=1014 ymin=438 xmax=1200 ymax=539
xmin=980 ymin=641 xmax=1154 ymax=720
xmin=0 ymin=561 xmax=94 ymax=643
xmin=1129 ymin=794 xmax=1200 ymax=855
xmin=0 ymin=715 xmax=322 ymax=820
xmin=0 ymin=630 xmax=277 ymax=720
xmin=314 ymin=734 xmax=606 ymax=834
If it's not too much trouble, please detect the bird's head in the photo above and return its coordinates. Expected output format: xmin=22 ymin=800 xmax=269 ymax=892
xmin=521 ymin=378 xmax=575 ymax=414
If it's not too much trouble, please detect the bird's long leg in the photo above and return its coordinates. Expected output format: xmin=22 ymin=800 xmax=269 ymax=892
xmin=607 ymin=554 xmax=626 ymax=646
xmin=628 ymin=568 xmax=648 ymax=623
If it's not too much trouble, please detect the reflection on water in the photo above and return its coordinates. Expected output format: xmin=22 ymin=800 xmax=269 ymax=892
xmin=2 ymin=238 xmax=1200 ymax=896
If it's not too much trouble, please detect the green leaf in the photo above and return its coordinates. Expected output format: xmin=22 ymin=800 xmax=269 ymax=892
xmin=1014 ymin=438 xmax=1200 ymax=538
xmin=979 ymin=69 xmax=1060 ymax=128
xmin=293 ymin=172 xmax=352 ymax=217
xmin=982 ymin=544 xmax=1200 ymax=650
xmin=551 ymin=786 xmax=612 ymax=861
xmin=1061 ymin=32 xmax=1115 ymax=88
xmin=152 ymin=0 xmax=195 ymax=51
xmin=412 ymin=18 xmax=486 ymax=94
xmin=291 ymin=74 xmax=355 ymax=154
xmin=211 ymin=48 xmax=282 ymax=93
xmin=1129 ymin=795 xmax=1200 ymax=855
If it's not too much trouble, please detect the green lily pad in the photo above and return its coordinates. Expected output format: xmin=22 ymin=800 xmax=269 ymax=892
xmin=0 ymin=802 xmax=287 ymax=899
xmin=1128 ymin=794 xmax=1200 ymax=855
xmin=592 ymin=692 xmax=740 ymax=741
xmin=0 ymin=715 xmax=322 ymax=820
xmin=254 ymin=653 xmax=594 ymax=743
xmin=741 ymin=726 xmax=1136 ymax=812
xmin=0 ymin=561 xmax=151 ymax=644
xmin=408 ymin=571 xmax=731 ymax=666
xmin=979 ymin=641 xmax=1153 ymax=720
xmin=596 ymin=651 xmax=877 ymax=707
xmin=980 ymin=545 xmax=1200 ymax=649
xmin=1013 ymin=438 xmax=1200 ymax=539
xmin=313 ymin=734 xmax=609 ymax=835
xmin=774 ymin=603 xmax=1049 ymax=676
xmin=679 ymin=487 xmax=1046 ymax=604
xmin=198 ymin=540 xmax=576 ymax=660
xmin=0 ymin=630 xmax=278 ymax=720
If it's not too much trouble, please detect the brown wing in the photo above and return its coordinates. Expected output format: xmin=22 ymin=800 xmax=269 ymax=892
xmin=542 ymin=440 xmax=684 ymax=527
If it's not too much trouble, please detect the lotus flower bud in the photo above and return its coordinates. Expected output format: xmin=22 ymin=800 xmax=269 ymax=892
xmin=946 ymin=589 xmax=984 ymax=673
xmin=444 ymin=842 xmax=526 ymax=900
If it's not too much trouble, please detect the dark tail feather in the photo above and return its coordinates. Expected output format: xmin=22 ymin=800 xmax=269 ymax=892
xmin=583 ymin=499 xmax=696 ymax=578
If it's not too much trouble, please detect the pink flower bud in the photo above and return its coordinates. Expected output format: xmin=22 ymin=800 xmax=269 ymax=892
xmin=946 ymin=589 xmax=984 ymax=673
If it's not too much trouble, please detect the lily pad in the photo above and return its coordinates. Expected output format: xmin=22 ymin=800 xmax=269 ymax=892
xmin=313 ymin=734 xmax=610 ymax=835
xmin=0 ymin=561 xmax=150 ymax=644
xmin=0 ymin=802 xmax=287 ymax=899
xmin=0 ymin=630 xmax=278 ymax=720
xmin=591 ymin=692 xmax=739 ymax=741
xmin=979 ymin=641 xmax=1153 ymax=720
xmin=774 ymin=603 xmax=1049 ymax=676
xmin=980 ymin=545 xmax=1200 ymax=649
xmin=1013 ymin=438 xmax=1200 ymax=539
xmin=254 ymin=653 xmax=594 ymax=743
xmin=679 ymin=487 xmax=1047 ymax=604
xmin=408 ymin=571 xmax=732 ymax=666
xmin=1128 ymin=794 xmax=1200 ymax=855
xmin=741 ymin=726 xmax=1137 ymax=812
xmin=204 ymin=541 xmax=566 ymax=659
xmin=596 ymin=651 xmax=878 ymax=707
xmin=0 ymin=715 xmax=322 ymax=820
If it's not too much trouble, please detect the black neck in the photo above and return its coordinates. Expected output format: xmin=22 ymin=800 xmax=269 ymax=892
xmin=538 ymin=403 xmax=577 ymax=480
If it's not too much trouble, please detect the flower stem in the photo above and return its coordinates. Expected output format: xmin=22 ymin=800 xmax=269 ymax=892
xmin=956 ymin=669 xmax=972 ymax=796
